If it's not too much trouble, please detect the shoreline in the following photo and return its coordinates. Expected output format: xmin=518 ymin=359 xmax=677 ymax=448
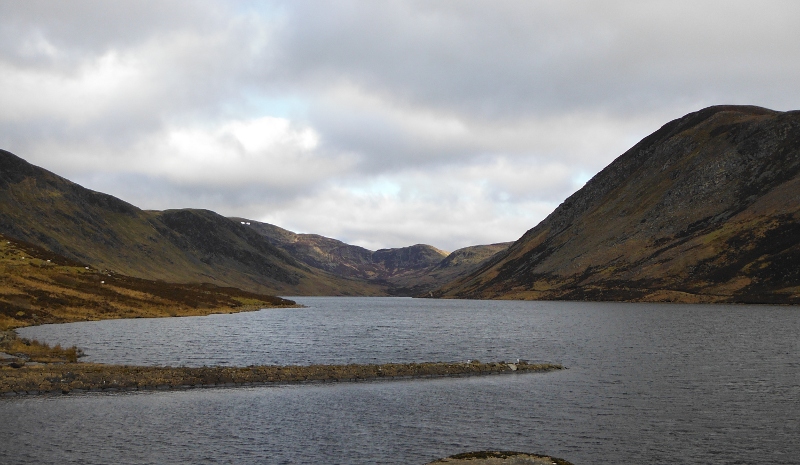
xmin=0 ymin=360 xmax=563 ymax=397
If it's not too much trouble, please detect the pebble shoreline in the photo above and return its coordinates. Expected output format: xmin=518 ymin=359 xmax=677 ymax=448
xmin=0 ymin=361 xmax=563 ymax=397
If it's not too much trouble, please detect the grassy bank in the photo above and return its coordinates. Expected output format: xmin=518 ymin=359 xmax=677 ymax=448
xmin=0 ymin=233 xmax=298 ymax=331
xmin=0 ymin=360 xmax=563 ymax=396
xmin=0 ymin=331 xmax=81 ymax=364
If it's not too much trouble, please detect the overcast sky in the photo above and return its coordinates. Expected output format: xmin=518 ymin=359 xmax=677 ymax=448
xmin=2 ymin=1 xmax=799 ymax=251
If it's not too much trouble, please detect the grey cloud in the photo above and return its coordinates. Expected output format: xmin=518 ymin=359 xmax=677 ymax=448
xmin=0 ymin=0 xmax=220 ymax=62
xmin=256 ymin=0 xmax=800 ymax=182
xmin=71 ymin=171 xmax=312 ymax=214
xmin=270 ymin=1 xmax=800 ymax=118
xmin=1 ymin=1 xmax=272 ymax=154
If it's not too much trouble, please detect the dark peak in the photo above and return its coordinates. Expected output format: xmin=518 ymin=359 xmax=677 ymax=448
xmin=372 ymin=244 xmax=449 ymax=272
xmin=375 ymin=243 xmax=448 ymax=254
xmin=518 ymin=105 xmax=792 ymax=244
xmin=0 ymin=148 xmax=139 ymax=215
xmin=1 ymin=148 xmax=66 ymax=186
xmin=0 ymin=149 xmax=29 ymax=169
xmin=679 ymin=104 xmax=777 ymax=122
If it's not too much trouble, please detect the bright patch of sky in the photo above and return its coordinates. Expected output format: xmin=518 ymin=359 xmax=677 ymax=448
xmin=237 ymin=93 xmax=310 ymax=120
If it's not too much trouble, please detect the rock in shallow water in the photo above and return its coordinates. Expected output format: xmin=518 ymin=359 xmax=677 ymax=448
xmin=426 ymin=451 xmax=573 ymax=465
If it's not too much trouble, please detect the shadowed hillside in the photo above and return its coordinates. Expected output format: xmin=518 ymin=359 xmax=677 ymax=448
xmin=436 ymin=106 xmax=800 ymax=304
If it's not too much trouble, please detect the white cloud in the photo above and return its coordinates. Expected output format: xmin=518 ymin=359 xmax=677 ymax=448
xmin=25 ymin=116 xmax=353 ymax=193
xmin=255 ymin=157 xmax=583 ymax=251
xmin=140 ymin=117 xmax=344 ymax=187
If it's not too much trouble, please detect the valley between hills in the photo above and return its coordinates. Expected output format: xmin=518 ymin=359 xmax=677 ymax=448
xmin=0 ymin=145 xmax=512 ymax=306
xmin=0 ymin=104 xmax=799 ymax=333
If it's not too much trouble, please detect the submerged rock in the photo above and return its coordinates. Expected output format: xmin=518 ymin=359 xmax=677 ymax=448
xmin=427 ymin=451 xmax=573 ymax=465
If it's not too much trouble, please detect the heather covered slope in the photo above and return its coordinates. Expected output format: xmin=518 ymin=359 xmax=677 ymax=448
xmin=436 ymin=106 xmax=800 ymax=304
xmin=0 ymin=150 xmax=383 ymax=296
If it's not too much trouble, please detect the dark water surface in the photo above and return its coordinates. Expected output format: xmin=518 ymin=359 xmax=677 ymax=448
xmin=4 ymin=297 xmax=799 ymax=464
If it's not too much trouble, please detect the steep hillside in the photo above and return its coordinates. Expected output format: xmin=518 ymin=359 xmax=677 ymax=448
xmin=0 ymin=150 xmax=383 ymax=296
xmin=437 ymin=106 xmax=800 ymax=304
xmin=234 ymin=218 xmax=511 ymax=295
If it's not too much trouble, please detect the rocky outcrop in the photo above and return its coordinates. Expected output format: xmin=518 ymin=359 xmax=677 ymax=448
xmin=436 ymin=106 xmax=800 ymax=304
xmin=426 ymin=451 xmax=574 ymax=465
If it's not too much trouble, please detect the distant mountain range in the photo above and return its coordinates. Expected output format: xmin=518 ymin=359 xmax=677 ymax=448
xmin=436 ymin=106 xmax=800 ymax=304
xmin=233 ymin=218 xmax=511 ymax=295
xmin=0 ymin=149 xmax=509 ymax=296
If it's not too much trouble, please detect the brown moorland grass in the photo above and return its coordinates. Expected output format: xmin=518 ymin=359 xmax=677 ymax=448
xmin=0 ymin=233 xmax=298 ymax=331
xmin=0 ymin=332 xmax=81 ymax=363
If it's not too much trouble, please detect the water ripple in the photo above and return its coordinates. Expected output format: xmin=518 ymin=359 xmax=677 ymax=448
xmin=6 ymin=297 xmax=799 ymax=464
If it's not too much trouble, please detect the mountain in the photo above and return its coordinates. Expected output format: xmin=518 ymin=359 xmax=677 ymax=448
xmin=0 ymin=149 xmax=383 ymax=296
xmin=436 ymin=105 xmax=800 ymax=304
xmin=232 ymin=218 xmax=511 ymax=295
xmin=0 ymin=149 xmax=504 ymax=297
xmin=384 ymin=242 xmax=513 ymax=296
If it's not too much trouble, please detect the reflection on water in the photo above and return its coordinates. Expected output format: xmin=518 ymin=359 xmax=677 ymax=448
xmin=5 ymin=297 xmax=799 ymax=464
